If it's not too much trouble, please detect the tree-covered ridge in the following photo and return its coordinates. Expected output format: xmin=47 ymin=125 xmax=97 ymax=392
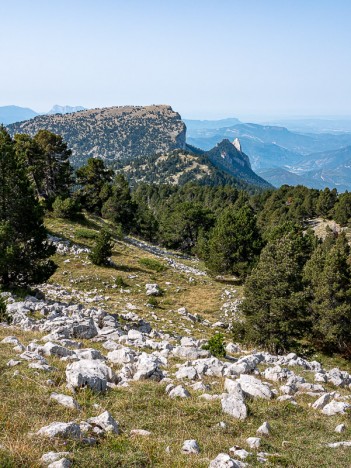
xmin=118 ymin=149 xmax=269 ymax=193
xmin=8 ymin=105 xmax=186 ymax=167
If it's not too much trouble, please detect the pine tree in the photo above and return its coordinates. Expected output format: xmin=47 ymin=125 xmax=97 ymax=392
xmin=304 ymin=232 xmax=351 ymax=356
xmin=89 ymin=229 xmax=113 ymax=266
xmin=76 ymin=158 xmax=113 ymax=214
xmin=33 ymin=130 xmax=73 ymax=202
xmin=102 ymin=174 xmax=136 ymax=232
xmin=0 ymin=128 xmax=56 ymax=288
xmin=205 ymin=205 xmax=262 ymax=278
xmin=239 ymin=228 xmax=314 ymax=353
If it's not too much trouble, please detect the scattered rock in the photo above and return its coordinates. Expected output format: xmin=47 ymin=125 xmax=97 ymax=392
xmin=66 ymin=359 xmax=117 ymax=392
xmin=50 ymin=393 xmax=81 ymax=410
xmin=335 ymin=423 xmax=346 ymax=433
xmin=130 ymin=429 xmax=152 ymax=436
xmin=257 ymin=421 xmax=271 ymax=436
xmin=36 ymin=422 xmax=81 ymax=439
xmin=169 ymin=385 xmax=190 ymax=398
xmin=40 ymin=452 xmax=71 ymax=465
xmin=221 ymin=394 xmax=247 ymax=420
xmin=182 ymin=439 xmax=200 ymax=454
xmin=87 ymin=410 xmax=119 ymax=434
xmin=246 ymin=437 xmax=261 ymax=449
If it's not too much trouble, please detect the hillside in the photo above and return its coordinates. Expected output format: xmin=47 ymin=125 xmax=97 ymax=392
xmin=8 ymin=105 xmax=187 ymax=167
xmin=121 ymin=142 xmax=271 ymax=191
xmin=1 ymin=215 xmax=351 ymax=467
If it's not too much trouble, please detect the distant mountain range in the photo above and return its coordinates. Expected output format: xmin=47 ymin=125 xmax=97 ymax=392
xmin=186 ymin=118 xmax=351 ymax=191
xmin=0 ymin=105 xmax=86 ymax=125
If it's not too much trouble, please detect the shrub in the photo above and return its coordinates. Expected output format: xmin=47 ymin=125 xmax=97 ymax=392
xmin=0 ymin=296 xmax=12 ymax=324
xmin=139 ymin=258 xmax=166 ymax=272
xmin=115 ymin=275 xmax=129 ymax=288
xmin=52 ymin=196 xmax=80 ymax=219
xmin=75 ymin=228 xmax=98 ymax=239
xmin=89 ymin=229 xmax=113 ymax=266
xmin=202 ymin=333 xmax=226 ymax=358
xmin=147 ymin=296 xmax=159 ymax=308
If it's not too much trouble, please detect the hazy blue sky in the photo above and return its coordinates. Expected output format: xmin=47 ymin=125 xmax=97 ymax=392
xmin=1 ymin=0 xmax=351 ymax=119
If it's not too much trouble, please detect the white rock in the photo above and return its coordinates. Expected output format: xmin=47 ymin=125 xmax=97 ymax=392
xmin=36 ymin=422 xmax=81 ymax=439
xmin=237 ymin=375 xmax=273 ymax=400
xmin=229 ymin=447 xmax=251 ymax=459
xmin=326 ymin=441 xmax=351 ymax=448
xmin=130 ymin=429 xmax=152 ymax=436
xmin=224 ymin=379 xmax=244 ymax=398
xmin=1 ymin=336 xmax=21 ymax=345
xmin=66 ymin=359 xmax=117 ymax=392
xmin=40 ymin=452 xmax=71 ymax=465
xmin=221 ymin=394 xmax=247 ymax=420
xmin=175 ymin=366 xmax=198 ymax=380
xmin=335 ymin=423 xmax=346 ymax=433
xmin=48 ymin=459 xmax=71 ymax=468
xmin=50 ymin=393 xmax=81 ymax=410
xmin=312 ymin=393 xmax=332 ymax=410
xmin=209 ymin=453 xmax=243 ymax=467
xmin=225 ymin=343 xmax=241 ymax=354
xmin=246 ymin=437 xmax=261 ymax=449
xmin=145 ymin=284 xmax=161 ymax=296
xmin=182 ymin=439 xmax=200 ymax=454
xmin=107 ymin=347 xmax=136 ymax=365
xmin=257 ymin=421 xmax=271 ymax=435
xmin=87 ymin=410 xmax=119 ymax=434
xmin=169 ymin=385 xmax=190 ymax=398
xmin=7 ymin=359 xmax=21 ymax=367
xmin=322 ymin=400 xmax=350 ymax=416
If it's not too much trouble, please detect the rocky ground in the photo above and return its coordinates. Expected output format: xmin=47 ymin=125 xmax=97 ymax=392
xmin=0 ymin=217 xmax=351 ymax=467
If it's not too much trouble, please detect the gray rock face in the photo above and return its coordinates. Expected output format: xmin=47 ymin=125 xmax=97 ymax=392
xmin=237 ymin=375 xmax=273 ymax=400
xmin=36 ymin=422 xmax=81 ymax=439
xmin=50 ymin=393 xmax=81 ymax=410
xmin=221 ymin=394 xmax=247 ymax=420
xmin=182 ymin=439 xmax=200 ymax=454
xmin=66 ymin=359 xmax=117 ymax=392
xmin=87 ymin=410 xmax=119 ymax=434
xmin=43 ymin=342 xmax=74 ymax=358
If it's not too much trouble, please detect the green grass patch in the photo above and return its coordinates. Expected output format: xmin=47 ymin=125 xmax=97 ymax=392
xmin=138 ymin=258 xmax=167 ymax=272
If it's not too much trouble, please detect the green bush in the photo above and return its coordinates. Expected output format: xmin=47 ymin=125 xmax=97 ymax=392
xmin=138 ymin=258 xmax=166 ymax=272
xmin=52 ymin=196 xmax=80 ymax=219
xmin=0 ymin=296 xmax=12 ymax=324
xmin=75 ymin=228 xmax=98 ymax=239
xmin=202 ymin=333 xmax=226 ymax=358
xmin=115 ymin=276 xmax=129 ymax=288
xmin=147 ymin=296 xmax=159 ymax=308
xmin=89 ymin=229 xmax=113 ymax=266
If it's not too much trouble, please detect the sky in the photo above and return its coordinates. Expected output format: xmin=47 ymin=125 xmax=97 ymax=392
xmin=1 ymin=0 xmax=351 ymax=120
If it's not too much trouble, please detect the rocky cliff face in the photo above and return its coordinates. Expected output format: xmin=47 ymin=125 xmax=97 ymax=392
xmin=206 ymin=139 xmax=271 ymax=188
xmin=8 ymin=105 xmax=186 ymax=167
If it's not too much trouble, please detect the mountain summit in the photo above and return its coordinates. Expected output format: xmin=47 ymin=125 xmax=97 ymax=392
xmin=8 ymin=105 xmax=186 ymax=167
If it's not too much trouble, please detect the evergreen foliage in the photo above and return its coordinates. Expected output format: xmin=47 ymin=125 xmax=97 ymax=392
xmin=89 ymin=229 xmax=113 ymax=266
xmin=239 ymin=227 xmax=314 ymax=353
xmin=203 ymin=205 xmax=262 ymax=277
xmin=203 ymin=333 xmax=226 ymax=358
xmin=76 ymin=158 xmax=113 ymax=214
xmin=0 ymin=296 xmax=12 ymax=324
xmin=0 ymin=128 xmax=56 ymax=288
xmin=102 ymin=174 xmax=136 ymax=232
xmin=304 ymin=232 xmax=351 ymax=356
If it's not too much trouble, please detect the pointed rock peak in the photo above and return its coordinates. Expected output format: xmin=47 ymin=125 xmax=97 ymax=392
xmin=233 ymin=138 xmax=242 ymax=152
